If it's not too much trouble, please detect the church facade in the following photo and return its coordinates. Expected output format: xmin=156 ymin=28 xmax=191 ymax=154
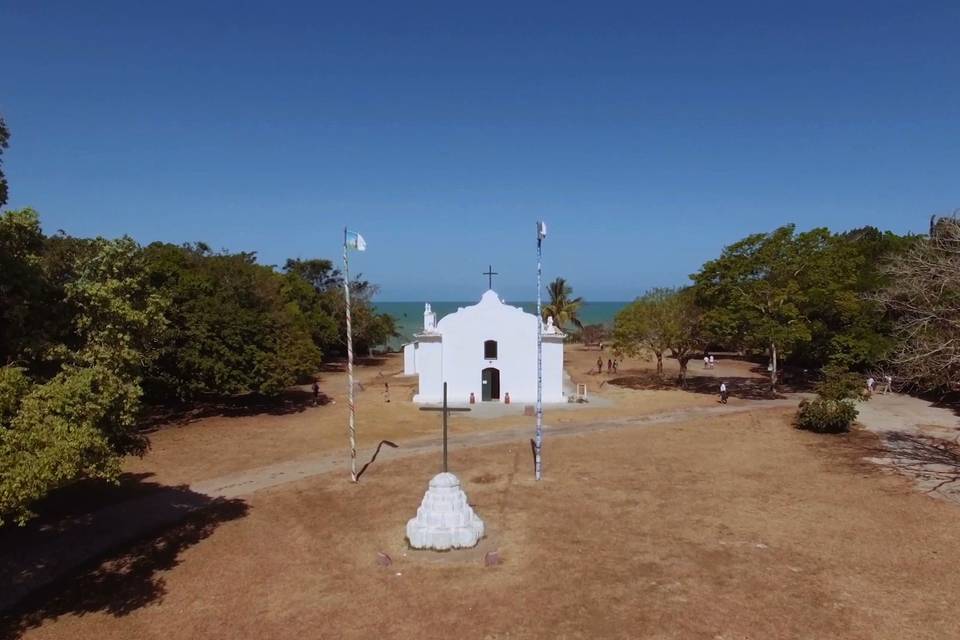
xmin=403 ymin=290 xmax=565 ymax=404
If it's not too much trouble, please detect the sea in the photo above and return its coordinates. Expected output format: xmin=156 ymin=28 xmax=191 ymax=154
xmin=374 ymin=300 xmax=629 ymax=350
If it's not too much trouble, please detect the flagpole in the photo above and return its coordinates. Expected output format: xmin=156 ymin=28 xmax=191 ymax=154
xmin=343 ymin=226 xmax=358 ymax=483
xmin=535 ymin=221 xmax=544 ymax=480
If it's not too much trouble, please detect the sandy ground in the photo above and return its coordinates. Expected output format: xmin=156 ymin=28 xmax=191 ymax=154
xmin=5 ymin=408 xmax=960 ymax=639
xmin=123 ymin=348 xmax=744 ymax=487
xmin=855 ymin=393 xmax=960 ymax=504
xmin=5 ymin=350 xmax=960 ymax=639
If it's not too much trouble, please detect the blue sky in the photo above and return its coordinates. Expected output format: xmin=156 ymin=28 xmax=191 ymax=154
xmin=2 ymin=1 xmax=958 ymax=300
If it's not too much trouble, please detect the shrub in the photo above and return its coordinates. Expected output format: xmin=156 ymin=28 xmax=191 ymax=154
xmin=796 ymin=397 xmax=858 ymax=433
xmin=816 ymin=364 xmax=864 ymax=401
xmin=0 ymin=366 xmax=32 ymax=428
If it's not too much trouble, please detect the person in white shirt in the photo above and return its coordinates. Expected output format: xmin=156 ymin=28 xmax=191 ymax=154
xmin=866 ymin=377 xmax=876 ymax=395
xmin=882 ymin=375 xmax=892 ymax=394
xmin=719 ymin=382 xmax=728 ymax=404
xmin=704 ymin=355 xmax=710 ymax=369
xmin=709 ymin=355 xmax=715 ymax=369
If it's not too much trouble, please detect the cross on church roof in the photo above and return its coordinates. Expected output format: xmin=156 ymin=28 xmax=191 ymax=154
xmin=483 ymin=265 xmax=498 ymax=290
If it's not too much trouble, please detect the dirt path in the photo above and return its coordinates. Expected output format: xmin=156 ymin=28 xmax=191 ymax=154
xmin=192 ymin=397 xmax=795 ymax=497
xmin=855 ymin=393 xmax=960 ymax=504
xmin=1 ymin=398 xmax=796 ymax=614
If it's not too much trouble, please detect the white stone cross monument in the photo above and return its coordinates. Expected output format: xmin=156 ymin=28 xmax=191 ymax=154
xmin=406 ymin=382 xmax=485 ymax=550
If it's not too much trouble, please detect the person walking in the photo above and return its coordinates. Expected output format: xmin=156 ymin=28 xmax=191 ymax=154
xmin=719 ymin=382 xmax=728 ymax=404
xmin=597 ymin=356 xmax=603 ymax=374
xmin=709 ymin=355 xmax=715 ymax=369
xmin=882 ymin=375 xmax=892 ymax=394
xmin=866 ymin=376 xmax=876 ymax=396
xmin=384 ymin=382 xmax=391 ymax=403
xmin=612 ymin=359 xmax=618 ymax=374
xmin=312 ymin=380 xmax=320 ymax=406
xmin=607 ymin=358 xmax=613 ymax=373
xmin=704 ymin=355 xmax=710 ymax=369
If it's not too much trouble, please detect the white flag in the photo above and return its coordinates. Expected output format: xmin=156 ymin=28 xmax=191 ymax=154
xmin=346 ymin=230 xmax=367 ymax=251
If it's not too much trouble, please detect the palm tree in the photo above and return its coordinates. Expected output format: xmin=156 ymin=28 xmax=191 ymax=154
xmin=542 ymin=277 xmax=584 ymax=331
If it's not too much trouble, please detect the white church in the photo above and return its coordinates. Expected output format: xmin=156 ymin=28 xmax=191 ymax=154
xmin=403 ymin=289 xmax=566 ymax=404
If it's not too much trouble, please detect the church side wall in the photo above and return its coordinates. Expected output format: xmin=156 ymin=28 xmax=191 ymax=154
xmin=403 ymin=343 xmax=416 ymax=375
xmin=414 ymin=340 xmax=443 ymax=402
xmin=542 ymin=339 xmax=565 ymax=402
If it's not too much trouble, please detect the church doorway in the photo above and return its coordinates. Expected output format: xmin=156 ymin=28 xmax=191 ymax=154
xmin=481 ymin=367 xmax=500 ymax=401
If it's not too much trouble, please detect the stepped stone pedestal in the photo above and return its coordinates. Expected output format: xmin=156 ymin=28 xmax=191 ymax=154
xmin=406 ymin=472 xmax=485 ymax=550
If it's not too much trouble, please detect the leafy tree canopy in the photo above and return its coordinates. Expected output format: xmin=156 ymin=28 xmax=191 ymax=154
xmin=613 ymin=287 xmax=703 ymax=383
xmin=0 ymin=209 xmax=390 ymax=524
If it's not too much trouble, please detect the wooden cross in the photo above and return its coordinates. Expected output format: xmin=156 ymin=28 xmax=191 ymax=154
xmin=483 ymin=265 xmax=498 ymax=290
xmin=419 ymin=382 xmax=470 ymax=472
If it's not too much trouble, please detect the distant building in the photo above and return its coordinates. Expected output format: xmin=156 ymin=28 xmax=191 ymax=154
xmin=403 ymin=290 xmax=565 ymax=404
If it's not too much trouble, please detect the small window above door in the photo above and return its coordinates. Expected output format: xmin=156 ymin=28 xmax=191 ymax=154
xmin=484 ymin=340 xmax=498 ymax=359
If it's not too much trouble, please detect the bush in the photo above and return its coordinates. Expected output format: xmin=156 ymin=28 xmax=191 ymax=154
xmin=0 ymin=366 xmax=32 ymax=428
xmin=796 ymin=397 xmax=858 ymax=433
xmin=816 ymin=364 xmax=864 ymax=401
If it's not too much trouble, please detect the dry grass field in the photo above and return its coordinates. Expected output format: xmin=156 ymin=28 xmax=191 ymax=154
xmin=3 ymin=350 xmax=959 ymax=639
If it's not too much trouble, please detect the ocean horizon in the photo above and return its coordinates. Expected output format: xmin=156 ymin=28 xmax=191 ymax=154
xmin=375 ymin=300 xmax=629 ymax=348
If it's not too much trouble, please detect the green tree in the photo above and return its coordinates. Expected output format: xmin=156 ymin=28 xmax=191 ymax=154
xmin=613 ymin=287 xmax=703 ymax=384
xmin=0 ymin=209 xmax=48 ymax=365
xmin=283 ymin=258 xmax=341 ymax=291
xmin=694 ymin=224 xmax=912 ymax=390
xmin=66 ymin=237 xmax=168 ymax=377
xmin=143 ymin=244 xmax=321 ymax=399
xmin=0 ymin=364 xmax=141 ymax=525
xmin=283 ymin=259 xmax=398 ymax=356
xmin=613 ymin=288 xmax=673 ymax=377
xmin=665 ymin=289 xmax=704 ymax=387
xmin=792 ymin=226 xmax=911 ymax=370
xmin=1 ymin=236 xmax=162 ymax=525
xmin=542 ymin=277 xmax=584 ymax=332
xmin=693 ymin=226 xmax=826 ymax=391
xmin=314 ymin=278 xmax=397 ymax=356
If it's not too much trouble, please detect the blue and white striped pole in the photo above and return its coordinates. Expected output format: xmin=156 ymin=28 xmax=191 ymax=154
xmin=535 ymin=220 xmax=546 ymax=480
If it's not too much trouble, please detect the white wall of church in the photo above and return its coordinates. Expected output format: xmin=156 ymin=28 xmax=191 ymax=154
xmin=412 ymin=291 xmax=565 ymax=404
xmin=403 ymin=343 xmax=416 ymax=375
xmin=542 ymin=338 xmax=564 ymax=401
xmin=415 ymin=338 xmax=443 ymax=401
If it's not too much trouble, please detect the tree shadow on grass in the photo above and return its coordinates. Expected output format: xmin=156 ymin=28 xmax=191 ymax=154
xmin=877 ymin=431 xmax=960 ymax=500
xmin=609 ymin=371 xmax=804 ymax=400
xmin=907 ymin=388 xmax=960 ymax=420
xmin=0 ymin=478 xmax=248 ymax=638
xmin=140 ymin=387 xmax=330 ymax=430
xmin=806 ymin=427 xmax=960 ymax=504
